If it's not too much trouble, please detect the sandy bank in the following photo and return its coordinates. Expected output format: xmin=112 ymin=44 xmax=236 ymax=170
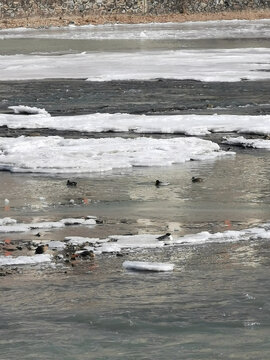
xmin=0 ymin=9 xmax=270 ymax=29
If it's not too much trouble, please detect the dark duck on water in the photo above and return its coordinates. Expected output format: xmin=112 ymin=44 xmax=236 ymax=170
xmin=192 ymin=176 xmax=203 ymax=183
xmin=67 ymin=180 xmax=77 ymax=187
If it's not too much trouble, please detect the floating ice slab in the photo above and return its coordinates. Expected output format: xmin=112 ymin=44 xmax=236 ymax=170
xmin=223 ymin=136 xmax=270 ymax=150
xmin=0 ymin=217 xmax=96 ymax=233
xmin=110 ymin=234 xmax=166 ymax=249
xmin=0 ymin=136 xmax=228 ymax=175
xmin=8 ymin=105 xmax=50 ymax=116
xmin=47 ymin=241 xmax=66 ymax=250
xmin=123 ymin=261 xmax=175 ymax=272
xmin=0 ymin=48 xmax=270 ymax=81
xmin=0 ymin=254 xmax=52 ymax=266
xmin=0 ymin=113 xmax=269 ymax=137
xmin=0 ymin=19 xmax=269 ymax=40
xmin=0 ymin=217 xmax=17 ymax=226
xmin=65 ymin=236 xmax=100 ymax=246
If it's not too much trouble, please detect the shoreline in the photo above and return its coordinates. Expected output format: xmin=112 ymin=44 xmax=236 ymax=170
xmin=0 ymin=9 xmax=270 ymax=29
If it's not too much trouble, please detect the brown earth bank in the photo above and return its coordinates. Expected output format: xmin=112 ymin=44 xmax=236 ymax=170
xmin=1 ymin=9 xmax=270 ymax=29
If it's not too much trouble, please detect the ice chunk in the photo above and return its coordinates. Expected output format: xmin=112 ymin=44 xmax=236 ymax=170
xmin=0 ymin=254 xmax=52 ymax=266
xmin=8 ymin=105 xmax=50 ymax=116
xmin=123 ymin=261 xmax=175 ymax=272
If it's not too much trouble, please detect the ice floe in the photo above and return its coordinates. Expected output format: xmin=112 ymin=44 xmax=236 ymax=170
xmin=0 ymin=19 xmax=269 ymax=40
xmin=52 ymin=224 xmax=270 ymax=255
xmin=8 ymin=105 xmax=51 ymax=116
xmin=1 ymin=223 xmax=270 ymax=267
xmin=0 ymin=217 xmax=17 ymax=226
xmin=0 ymin=48 xmax=270 ymax=81
xmin=0 ymin=254 xmax=52 ymax=266
xmin=0 ymin=216 xmax=96 ymax=233
xmin=223 ymin=136 xmax=270 ymax=150
xmin=0 ymin=136 xmax=230 ymax=174
xmin=65 ymin=236 xmax=100 ymax=246
xmin=0 ymin=113 xmax=269 ymax=137
xmin=123 ymin=261 xmax=175 ymax=272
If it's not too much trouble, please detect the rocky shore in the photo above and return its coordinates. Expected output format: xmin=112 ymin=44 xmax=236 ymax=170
xmin=1 ymin=9 xmax=270 ymax=29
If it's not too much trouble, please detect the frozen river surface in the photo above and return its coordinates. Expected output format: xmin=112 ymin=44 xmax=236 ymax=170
xmin=0 ymin=19 xmax=270 ymax=360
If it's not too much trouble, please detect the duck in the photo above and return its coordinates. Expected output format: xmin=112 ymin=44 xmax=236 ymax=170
xmin=35 ymin=244 xmax=48 ymax=254
xmin=155 ymin=180 xmax=170 ymax=187
xmin=192 ymin=176 xmax=203 ymax=183
xmin=66 ymin=180 xmax=77 ymax=187
xmin=156 ymin=232 xmax=173 ymax=242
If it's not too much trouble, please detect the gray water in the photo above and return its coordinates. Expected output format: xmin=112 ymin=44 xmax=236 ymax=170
xmin=1 ymin=149 xmax=270 ymax=360
xmin=1 ymin=27 xmax=270 ymax=360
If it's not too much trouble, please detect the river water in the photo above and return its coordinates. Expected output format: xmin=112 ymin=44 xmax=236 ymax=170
xmin=0 ymin=21 xmax=270 ymax=359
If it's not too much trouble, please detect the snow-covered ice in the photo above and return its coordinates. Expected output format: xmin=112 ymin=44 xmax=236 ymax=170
xmin=1 ymin=112 xmax=270 ymax=137
xmin=0 ymin=48 xmax=269 ymax=81
xmin=0 ymin=136 xmax=230 ymax=175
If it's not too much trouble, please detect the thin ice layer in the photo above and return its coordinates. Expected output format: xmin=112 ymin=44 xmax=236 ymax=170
xmin=0 ymin=48 xmax=269 ymax=81
xmin=0 ymin=19 xmax=269 ymax=40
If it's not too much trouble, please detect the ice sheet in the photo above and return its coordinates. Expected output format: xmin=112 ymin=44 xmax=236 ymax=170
xmin=223 ymin=136 xmax=270 ymax=149
xmin=0 ymin=136 xmax=228 ymax=175
xmin=0 ymin=48 xmax=269 ymax=81
xmin=1 ymin=112 xmax=270 ymax=137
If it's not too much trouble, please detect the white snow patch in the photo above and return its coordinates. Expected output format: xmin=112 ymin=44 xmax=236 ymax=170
xmin=123 ymin=260 xmax=175 ymax=272
xmin=0 ymin=135 xmax=230 ymax=175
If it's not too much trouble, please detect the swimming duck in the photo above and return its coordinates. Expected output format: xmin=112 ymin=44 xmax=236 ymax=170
xmin=192 ymin=176 xmax=203 ymax=183
xmin=35 ymin=244 xmax=48 ymax=254
xmin=67 ymin=180 xmax=77 ymax=187
xmin=155 ymin=180 xmax=170 ymax=187
xmin=156 ymin=233 xmax=173 ymax=241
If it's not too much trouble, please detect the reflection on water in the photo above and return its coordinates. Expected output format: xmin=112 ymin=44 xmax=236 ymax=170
xmin=0 ymin=149 xmax=269 ymax=237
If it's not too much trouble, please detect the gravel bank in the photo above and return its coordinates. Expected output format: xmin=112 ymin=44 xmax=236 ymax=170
xmin=0 ymin=9 xmax=270 ymax=29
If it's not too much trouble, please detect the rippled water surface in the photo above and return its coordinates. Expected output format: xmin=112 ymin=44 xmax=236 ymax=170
xmin=1 ymin=21 xmax=270 ymax=360
xmin=1 ymin=241 xmax=270 ymax=360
